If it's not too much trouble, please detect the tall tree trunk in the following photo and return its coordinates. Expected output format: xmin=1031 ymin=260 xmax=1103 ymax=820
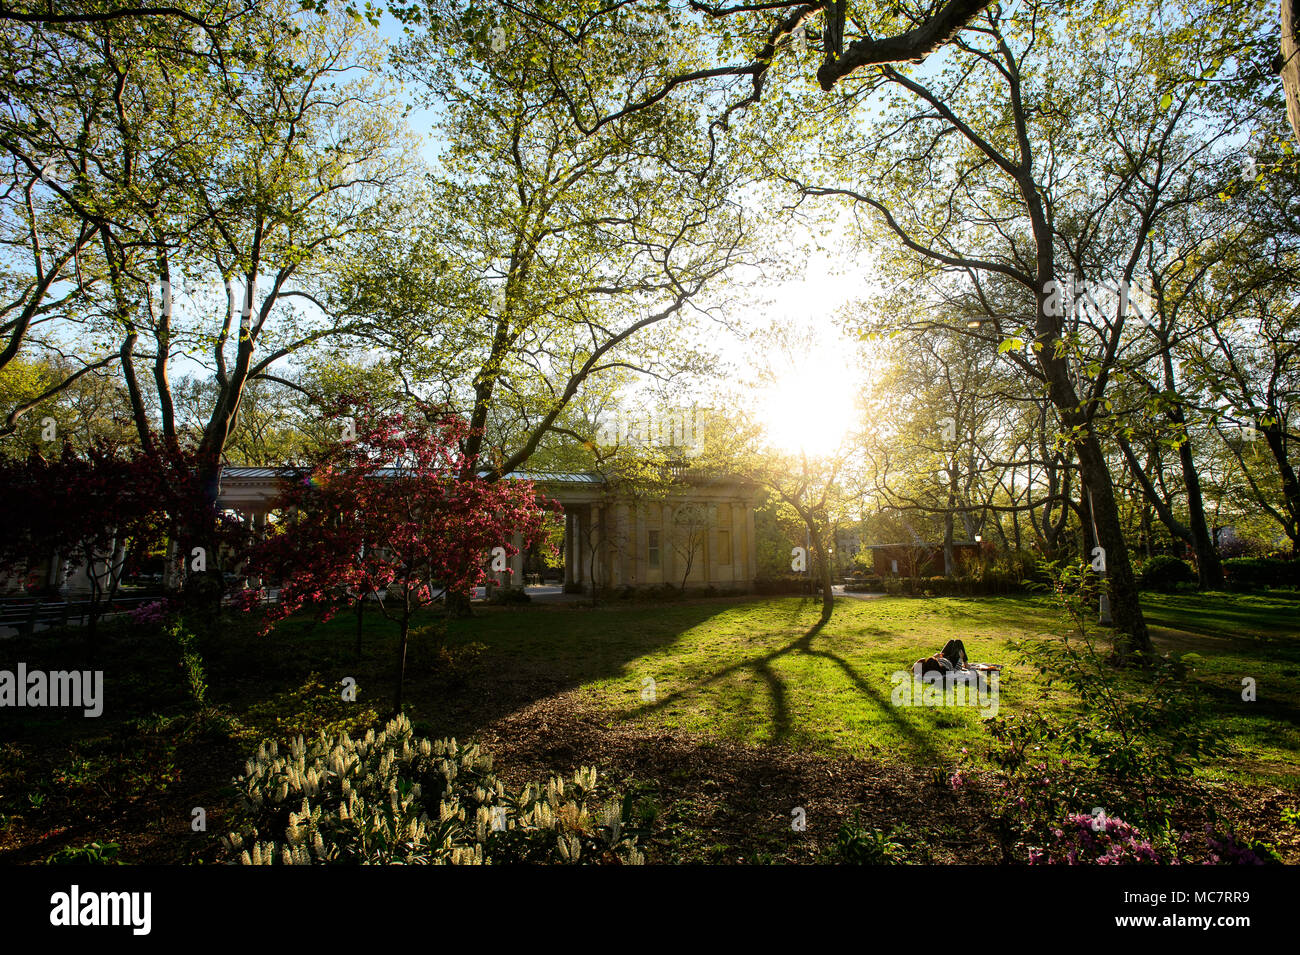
xmin=943 ymin=508 xmax=955 ymax=577
xmin=393 ymin=601 xmax=411 ymax=718
xmin=1176 ymin=434 xmax=1224 ymax=588
xmin=1076 ymin=434 xmax=1152 ymax=657
xmin=809 ymin=533 xmax=835 ymax=622
xmin=1282 ymin=0 xmax=1300 ymax=145
xmin=1035 ymin=276 xmax=1151 ymax=657
xmin=1261 ymin=419 xmax=1300 ymax=556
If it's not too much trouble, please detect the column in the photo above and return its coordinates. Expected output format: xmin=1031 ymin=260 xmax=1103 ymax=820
xmin=746 ymin=496 xmax=757 ymax=590
xmin=510 ymin=531 xmax=524 ymax=587
xmin=662 ymin=501 xmax=675 ymax=587
xmin=564 ymin=510 xmax=575 ymax=587
xmin=732 ymin=500 xmax=744 ymax=587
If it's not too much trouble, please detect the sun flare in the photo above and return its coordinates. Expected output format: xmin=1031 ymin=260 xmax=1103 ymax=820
xmin=756 ymin=347 xmax=861 ymax=456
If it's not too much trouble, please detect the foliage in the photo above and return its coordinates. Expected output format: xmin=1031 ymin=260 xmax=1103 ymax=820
xmin=44 ymin=841 xmax=123 ymax=865
xmin=0 ymin=440 xmax=230 ymax=624
xmin=487 ymin=587 xmax=531 ymax=606
xmin=246 ymin=397 xmax=553 ymax=710
xmin=1137 ymin=555 xmax=1197 ymax=593
xmin=251 ymin=399 xmax=550 ymax=629
xmin=825 ymin=813 xmax=906 ymax=865
xmin=987 ymin=561 xmax=1226 ymax=852
xmin=1028 ymin=813 xmax=1161 ymax=865
xmin=128 ymin=600 xmax=172 ymax=627
xmin=221 ymin=714 xmax=646 ymax=865
xmin=167 ymin=619 xmax=208 ymax=709
xmin=752 ymin=574 xmax=814 ymax=595
xmin=1223 ymin=557 xmax=1300 ymax=590
xmin=1028 ymin=813 xmax=1271 ymax=865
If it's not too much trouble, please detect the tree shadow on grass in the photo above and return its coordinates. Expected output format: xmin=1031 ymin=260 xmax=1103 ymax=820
xmin=620 ymin=612 xmax=942 ymax=764
xmin=401 ymin=599 xmax=750 ymax=739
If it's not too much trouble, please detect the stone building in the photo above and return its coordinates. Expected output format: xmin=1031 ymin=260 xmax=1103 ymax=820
xmin=215 ymin=466 xmax=759 ymax=594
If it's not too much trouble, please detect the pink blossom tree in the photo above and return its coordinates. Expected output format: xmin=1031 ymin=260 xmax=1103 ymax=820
xmin=248 ymin=399 xmax=553 ymax=714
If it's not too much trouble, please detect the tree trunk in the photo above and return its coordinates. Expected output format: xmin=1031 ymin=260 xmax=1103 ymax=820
xmin=1283 ymin=0 xmax=1300 ymax=146
xmin=355 ymin=593 xmax=365 ymax=658
xmin=1176 ymin=435 xmax=1224 ymax=588
xmin=392 ymin=604 xmax=411 ymax=718
xmin=1035 ymin=278 xmax=1151 ymax=656
xmin=1076 ymin=434 xmax=1152 ymax=658
xmin=1262 ymin=419 xmax=1300 ymax=555
xmin=943 ymin=509 xmax=955 ymax=577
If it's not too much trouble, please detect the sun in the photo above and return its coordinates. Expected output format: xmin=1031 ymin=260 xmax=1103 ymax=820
xmin=756 ymin=346 xmax=861 ymax=456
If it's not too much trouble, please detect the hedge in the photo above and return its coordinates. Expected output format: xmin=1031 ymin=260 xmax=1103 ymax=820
xmin=1222 ymin=557 xmax=1300 ymax=590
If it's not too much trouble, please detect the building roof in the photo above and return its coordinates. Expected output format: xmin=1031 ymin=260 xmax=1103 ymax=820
xmin=219 ymin=465 xmax=604 ymax=484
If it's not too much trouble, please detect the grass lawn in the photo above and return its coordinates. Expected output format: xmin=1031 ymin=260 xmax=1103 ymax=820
xmin=439 ymin=591 xmax=1300 ymax=786
xmin=1 ymin=590 xmax=1297 ymax=863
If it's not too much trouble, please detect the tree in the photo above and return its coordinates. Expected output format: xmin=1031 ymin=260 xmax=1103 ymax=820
xmin=0 ymin=2 xmax=414 ymax=593
xmin=349 ymin=2 xmax=749 ymax=492
xmin=0 ymin=439 xmax=215 ymax=643
xmin=249 ymin=400 xmax=552 ymax=715
xmin=762 ymin=0 xmax=1271 ymax=656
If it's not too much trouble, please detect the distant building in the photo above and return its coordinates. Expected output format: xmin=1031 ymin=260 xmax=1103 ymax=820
xmin=865 ymin=540 xmax=990 ymax=577
xmin=216 ymin=466 xmax=759 ymax=594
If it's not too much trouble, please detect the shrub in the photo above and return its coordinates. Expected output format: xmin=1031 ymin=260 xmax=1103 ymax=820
xmin=1223 ymin=557 xmax=1300 ymax=590
xmin=1204 ymin=828 xmax=1269 ymax=865
xmin=844 ymin=575 xmax=882 ymax=593
xmin=487 ymin=586 xmax=530 ymax=606
xmin=1027 ymin=815 xmax=1270 ymax=865
xmin=1028 ymin=813 xmax=1161 ymax=865
xmin=987 ymin=560 xmax=1225 ymax=854
xmin=166 ymin=619 xmax=207 ymax=708
xmin=128 ymin=600 xmax=171 ymax=627
xmin=1138 ymin=555 xmax=1196 ymax=592
xmin=221 ymin=715 xmax=646 ymax=865
xmin=644 ymin=583 xmax=683 ymax=601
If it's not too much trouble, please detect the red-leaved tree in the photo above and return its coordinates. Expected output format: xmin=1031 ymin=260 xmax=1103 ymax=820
xmin=247 ymin=400 xmax=552 ymax=714
xmin=0 ymin=439 xmax=223 ymax=644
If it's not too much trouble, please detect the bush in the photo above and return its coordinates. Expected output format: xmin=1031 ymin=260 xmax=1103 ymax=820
xmin=128 ymin=599 xmax=171 ymax=627
xmin=987 ymin=560 xmax=1226 ymax=856
xmin=221 ymin=715 xmax=646 ymax=865
xmin=1028 ymin=813 xmax=1161 ymax=865
xmin=45 ymin=841 xmax=122 ymax=865
xmin=487 ymin=586 xmax=530 ymax=605
xmin=1223 ymin=557 xmax=1300 ymax=590
xmin=1027 ymin=814 xmax=1270 ymax=865
xmin=644 ymin=583 xmax=683 ymax=601
xmin=1138 ymin=555 xmax=1196 ymax=593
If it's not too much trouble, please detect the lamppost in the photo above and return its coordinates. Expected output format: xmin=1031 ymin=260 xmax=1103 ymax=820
xmin=1086 ymin=485 xmax=1113 ymax=626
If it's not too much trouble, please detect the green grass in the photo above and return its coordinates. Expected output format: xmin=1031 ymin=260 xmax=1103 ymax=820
xmin=2 ymin=589 xmax=1296 ymax=862
xmin=432 ymin=591 xmax=1300 ymax=785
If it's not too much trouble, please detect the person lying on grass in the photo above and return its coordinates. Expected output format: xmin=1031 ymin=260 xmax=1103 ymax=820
xmin=913 ymin=639 xmax=969 ymax=677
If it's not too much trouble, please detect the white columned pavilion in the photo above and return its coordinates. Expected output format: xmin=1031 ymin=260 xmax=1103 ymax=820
xmin=214 ymin=467 xmax=760 ymax=594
